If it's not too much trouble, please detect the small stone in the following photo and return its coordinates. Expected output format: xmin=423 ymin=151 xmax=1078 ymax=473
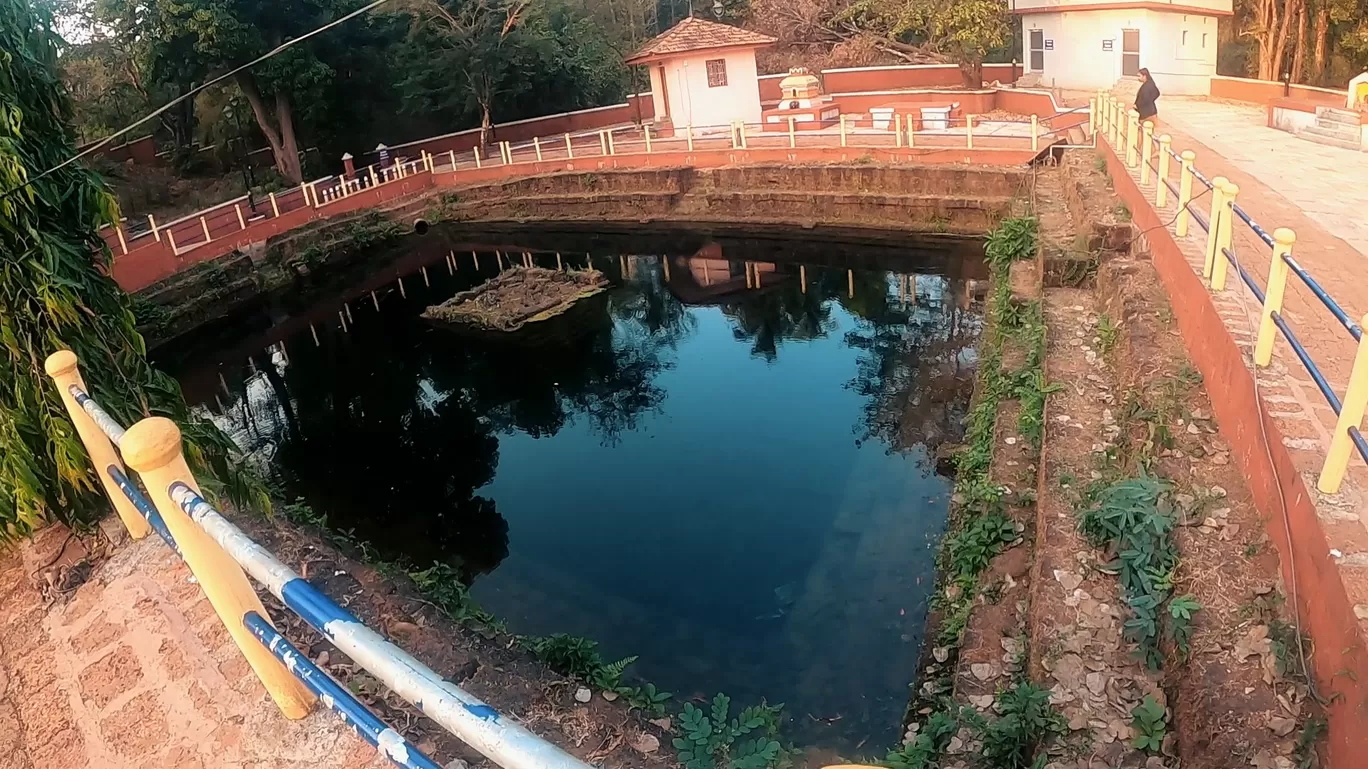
xmin=1354 ymin=605 xmax=1368 ymax=620
xmin=1211 ymin=485 xmax=1228 ymax=498
xmin=574 ymin=687 xmax=592 ymax=703
xmin=946 ymin=736 xmax=964 ymax=754
xmin=315 ymin=650 xmax=330 ymax=668
xmin=1006 ymin=436 xmax=1018 ymax=445
xmin=1055 ymin=569 xmax=1083 ymax=592
xmin=1070 ymin=338 xmax=1083 ymax=347
xmin=1212 ymin=453 xmax=1229 ymax=465
xmin=1187 ymin=423 xmax=1200 ymax=434
xmin=1203 ymin=517 xmax=1220 ymax=528
xmin=446 ymin=760 xmax=469 ymax=769
xmin=933 ymin=646 xmax=951 ymax=663
xmin=969 ymin=694 xmax=995 ymax=709
xmin=650 ymin=717 xmax=672 ymax=731
xmin=972 ymin=663 xmax=995 ymax=681
xmin=1001 ymin=637 xmax=1025 ymax=656
xmin=1056 ymin=415 xmax=1072 ymax=423
xmin=1086 ymin=672 xmax=1106 ymax=695
xmin=387 ymin=620 xmax=420 ymax=638
xmin=602 ymin=690 xmax=619 ymax=701
xmin=632 ymin=733 xmax=661 ymax=754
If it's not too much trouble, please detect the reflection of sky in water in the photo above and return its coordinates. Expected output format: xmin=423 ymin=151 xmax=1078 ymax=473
xmin=168 ymin=245 xmax=982 ymax=752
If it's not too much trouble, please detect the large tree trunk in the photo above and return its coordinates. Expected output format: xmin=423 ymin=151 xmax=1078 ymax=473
xmin=957 ymin=56 xmax=983 ymax=88
xmin=236 ymin=72 xmax=304 ymax=184
xmin=1291 ymin=0 xmax=1307 ymax=82
xmin=275 ymin=91 xmax=303 ymax=183
xmin=1269 ymin=0 xmax=1301 ymax=81
xmin=1312 ymin=4 xmax=1329 ymax=83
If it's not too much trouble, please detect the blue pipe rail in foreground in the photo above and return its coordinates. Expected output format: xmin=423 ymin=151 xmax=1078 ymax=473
xmin=168 ymin=482 xmax=595 ymax=769
xmin=48 ymin=366 xmax=590 ymax=769
xmin=242 ymin=612 xmax=444 ymax=769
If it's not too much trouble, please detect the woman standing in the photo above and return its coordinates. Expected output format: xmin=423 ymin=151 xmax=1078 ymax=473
xmin=1135 ymin=68 xmax=1161 ymax=126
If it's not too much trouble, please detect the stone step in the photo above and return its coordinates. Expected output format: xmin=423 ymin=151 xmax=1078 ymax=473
xmin=1299 ymin=125 xmax=1363 ymax=151
xmin=1316 ymin=109 xmax=1361 ymax=129
xmin=1310 ymin=119 xmax=1360 ymax=140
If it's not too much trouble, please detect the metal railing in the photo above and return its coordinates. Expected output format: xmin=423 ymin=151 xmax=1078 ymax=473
xmin=1094 ymin=90 xmax=1368 ymax=493
xmin=44 ymin=350 xmax=594 ymax=769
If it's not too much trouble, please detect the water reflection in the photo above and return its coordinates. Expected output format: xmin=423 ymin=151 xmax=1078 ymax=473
xmin=162 ymin=230 xmax=984 ymax=751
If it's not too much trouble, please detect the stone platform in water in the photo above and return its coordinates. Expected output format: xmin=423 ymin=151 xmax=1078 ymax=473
xmin=421 ymin=267 xmax=610 ymax=334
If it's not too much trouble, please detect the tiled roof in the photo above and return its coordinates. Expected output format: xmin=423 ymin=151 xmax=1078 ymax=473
xmin=626 ymin=17 xmax=776 ymax=63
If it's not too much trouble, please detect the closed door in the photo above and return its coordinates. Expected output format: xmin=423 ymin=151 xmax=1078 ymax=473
xmin=1121 ymin=29 xmax=1141 ymax=76
xmin=1029 ymin=29 xmax=1045 ymax=71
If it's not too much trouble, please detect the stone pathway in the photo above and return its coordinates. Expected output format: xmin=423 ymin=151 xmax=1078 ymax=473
xmin=0 ymin=524 xmax=388 ymax=769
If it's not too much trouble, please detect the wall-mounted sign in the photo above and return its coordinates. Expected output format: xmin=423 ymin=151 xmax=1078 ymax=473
xmin=1102 ymin=39 xmax=1114 ymax=50
xmin=1044 ymin=40 xmax=1054 ymax=50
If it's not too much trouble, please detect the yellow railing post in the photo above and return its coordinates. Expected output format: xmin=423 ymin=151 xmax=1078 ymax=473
xmin=599 ymin=130 xmax=609 ymax=156
xmin=1126 ymin=109 xmax=1139 ymax=168
xmin=115 ymin=225 xmax=128 ymax=254
xmin=268 ymin=192 xmax=280 ymax=217
xmin=448 ymin=150 xmax=457 ymax=170
xmin=148 ymin=214 xmax=160 ymax=242
xmin=1112 ymin=99 xmax=1123 ymax=147
xmin=1211 ymin=181 xmax=1239 ymax=291
xmin=121 ymin=417 xmax=316 ymax=718
xmin=907 ymin=115 xmax=914 ymax=147
xmin=686 ymin=125 xmax=694 ymax=152
xmin=1031 ymin=114 xmax=1039 ymax=153
xmin=502 ymin=140 xmax=513 ymax=163
xmin=1320 ymin=315 xmax=1368 ymax=493
xmin=643 ymin=125 xmax=651 ymax=153
xmin=895 ymin=114 xmax=903 ymax=148
xmin=966 ymin=114 xmax=975 ymax=149
xmin=840 ymin=115 xmax=848 ymax=147
xmin=43 ymin=351 xmax=151 ymax=540
xmin=1202 ymin=176 xmax=1229 ymax=279
xmin=534 ymin=136 xmax=544 ymax=161
xmin=370 ymin=165 xmax=380 ymax=187
xmin=606 ymin=130 xmax=616 ymax=156
xmin=474 ymin=145 xmax=483 ymax=169
xmin=1088 ymin=97 xmax=1096 ymax=134
xmin=1176 ymin=151 xmax=1196 ymax=237
xmin=738 ymin=122 xmax=747 ymax=149
xmin=1139 ymin=120 xmax=1153 ymax=184
xmin=564 ymin=133 xmax=574 ymax=159
xmin=788 ymin=116 xmax=796 ymax=148
xmin=166 ymin=230 xmax=178 ymax=254
xmin=1255 ymin=228 xmax=1295 ymax=367
xmin=235 ymin=204 xmax=246 ymax=228
xmin=1156 ymin=135 xmax=1172 ymax=207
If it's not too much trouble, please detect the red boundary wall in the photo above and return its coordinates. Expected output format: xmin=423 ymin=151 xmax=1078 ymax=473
xmin=1211 ymin=75 xmax=1346 ymax=107
xmin=1100 ymin=138 xmax=1368 ymax=769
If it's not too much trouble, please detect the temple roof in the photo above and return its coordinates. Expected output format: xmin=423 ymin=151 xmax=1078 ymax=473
xmin=625 ymin=17 xmax=776 ymax=64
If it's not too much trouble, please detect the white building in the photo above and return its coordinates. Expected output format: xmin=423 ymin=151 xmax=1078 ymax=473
xmin=1014 ymin=0 xmax=1232 ymax=95
xmin=626 ymin=17 xmax=776 ymax=131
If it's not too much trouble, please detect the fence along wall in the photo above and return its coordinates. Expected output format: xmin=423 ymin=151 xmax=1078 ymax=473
xmin=1209 ymin=74 xmax=1347 ymax=106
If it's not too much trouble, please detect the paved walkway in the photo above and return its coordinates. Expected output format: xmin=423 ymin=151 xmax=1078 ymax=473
xmin=1107 ymin=93 xmax=1368 ymax=608
xmin=0 ymin=524 xmax=387 ymax=769
xmin=1158 ymin=97 xmax=1368 ymax=258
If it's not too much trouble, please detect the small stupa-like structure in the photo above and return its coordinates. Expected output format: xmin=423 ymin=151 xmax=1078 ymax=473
xmin=762 ymin=67 xmax=843 ymax=132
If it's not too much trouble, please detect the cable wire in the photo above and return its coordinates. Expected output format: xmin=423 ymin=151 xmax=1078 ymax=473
xmin=0 ymin=0 xmax=394 ymax=204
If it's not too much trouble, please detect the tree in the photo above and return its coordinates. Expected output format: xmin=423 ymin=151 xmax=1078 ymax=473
xmin=0 ymin=0 xmax=263 ymax=537
xmin=146 ymin=0 xmax=344 ymax=182
xmin=839 ymin=0 xmax=1009 ymax=85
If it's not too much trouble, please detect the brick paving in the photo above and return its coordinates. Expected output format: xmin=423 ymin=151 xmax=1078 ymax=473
xmin=0 ymin=525 xmax=389 ymax=769
xmin=1106 ymin=94 xmax=1368 ymax=617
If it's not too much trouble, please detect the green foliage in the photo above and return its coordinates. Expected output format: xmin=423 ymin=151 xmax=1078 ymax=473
xmin=0 ymin=0 xmax=267 ymax=538
xmin=984 ymin=216 xmax=1039 ymax=271
xmin=672 ymin=694 xmax=785 ymax=769
xmin=407 ymin=561 xmax=489 ymax=622
xmin=885 ymin=709 xmax=959 ymax=769
xmin=944 ymin=513 xmax=1015 ymax=578
xmin=837 ymin=0 xmax=1010 ymax=86
xmin=1129 ymin=695 xmax=1167 ymax=753
xmin=1294 ymin=715 xmax=1327 ymax=769
xmin=526 ymin=633 xmax=638 ymax=690
xmin=1096 ymin=313 xmax=1120 ymax=355
xmin=1078 ymin=476 xmax=1199 ymax=668
xmin=619 ymin=682 xmax=674 ymax=717
xmin=974 ymin=682 xmax=1065 ymax=769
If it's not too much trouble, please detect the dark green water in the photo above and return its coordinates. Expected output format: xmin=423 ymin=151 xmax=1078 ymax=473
xmin=161 ymin=226 xmax=986 ymax=751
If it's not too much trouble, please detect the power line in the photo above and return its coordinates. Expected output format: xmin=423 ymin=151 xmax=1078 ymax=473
xmin=1 ymin=0 xmax=395 ymax=204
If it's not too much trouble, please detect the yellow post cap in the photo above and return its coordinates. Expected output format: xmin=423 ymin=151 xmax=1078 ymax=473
xmin=1274 ymin=227 xmax=1296 ymax=245
xmin=44 ymin=349 xmax=78 ymax=376
xmin=121 ymin=417 xmax=184 ymax=472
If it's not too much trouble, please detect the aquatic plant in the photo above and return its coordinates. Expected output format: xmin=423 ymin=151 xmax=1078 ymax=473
xmin=525 ymin=633 xmax=638 ymax=690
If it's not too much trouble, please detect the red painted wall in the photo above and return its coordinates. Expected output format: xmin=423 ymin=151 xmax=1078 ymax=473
xmin=1101 ymin=138 xmax=1368 ymax=769
xmin=1211 ymin=76 xmax=1345 ymax=107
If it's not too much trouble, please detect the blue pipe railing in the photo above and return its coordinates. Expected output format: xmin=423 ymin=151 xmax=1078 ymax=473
xmin=63 ymin=383 xmax=588 ymax=769
xmin=1135 ymin=132 xmax=1368 ymax=484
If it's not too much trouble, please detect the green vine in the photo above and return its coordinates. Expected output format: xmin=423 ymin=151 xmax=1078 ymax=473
xmin=0 ymin=0 xmax=267 ymax=538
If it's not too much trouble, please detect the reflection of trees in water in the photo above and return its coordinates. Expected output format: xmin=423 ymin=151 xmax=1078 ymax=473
xmin=202 ymin=265 xmax=694 ymax=577
xmin=843 ymin=276 xmax=982 ymax=453
xmin=691 ymin=261 xmax=981 ymax=453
